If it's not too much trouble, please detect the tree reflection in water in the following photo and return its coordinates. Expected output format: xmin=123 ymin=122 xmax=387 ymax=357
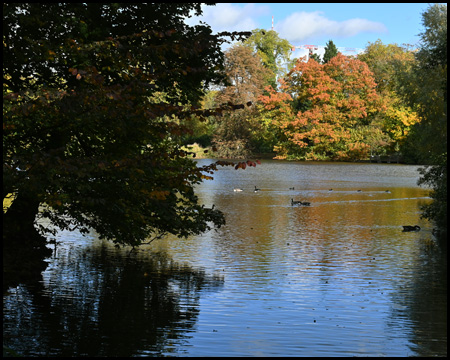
xmin=3 ymin=244 xmax=224 ymax=357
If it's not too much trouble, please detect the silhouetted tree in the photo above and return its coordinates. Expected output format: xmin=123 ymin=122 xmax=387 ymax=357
xmin=3 ymin=3 xmax=253 ymax=284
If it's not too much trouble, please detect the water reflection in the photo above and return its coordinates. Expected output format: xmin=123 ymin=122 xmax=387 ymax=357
xmin=3 ymin=236 xmax=224 ymax=357
xmin=149 ymin=160 xmax=446 ymax=356
xmin=400 ymin=239 xmax=447 ymax=356
xmin=3 ymin=161 xmax=447 ymax=356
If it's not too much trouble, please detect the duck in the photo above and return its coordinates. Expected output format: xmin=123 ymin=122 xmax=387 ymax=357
xmin=402 ymin=225 xmax=421 ymax=232
xmin=291 ymin=198 xmax=302 ymax=206
xmin=233 ymin=188 xmax=243 ymax=192
xmin=289 ymin=187 xmax=295 ymax=190
xmin=291 ymin=199 xmax=310 ymax=206
xmin=254 ymin=186 xmax=260 ymax=192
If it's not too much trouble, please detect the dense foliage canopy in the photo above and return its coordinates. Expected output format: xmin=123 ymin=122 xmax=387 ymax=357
xmin=243 ymin=29 xmax=293 ymax=88
xmin=322 ymin=40 xmax=339 ymax=64
xmin=407 ymin=4 xmax=447 ymax=233
xmin=357 ymin=40 xmax=420 ymax=155
xmin=212 ymin=44 xmax=271 ymax=158
xmin=269 ymin=54 xmax=383 ymax=160
xmin=3 ymin=2 xmax=252 ymax=259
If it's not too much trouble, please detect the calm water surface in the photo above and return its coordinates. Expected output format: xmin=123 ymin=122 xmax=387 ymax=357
xmin=3 ymin=161 xmax=447 ymax=357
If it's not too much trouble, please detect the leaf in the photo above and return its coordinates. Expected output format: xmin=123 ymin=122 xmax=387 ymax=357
xmin=234 ymin=162 xmax=247 ymax=170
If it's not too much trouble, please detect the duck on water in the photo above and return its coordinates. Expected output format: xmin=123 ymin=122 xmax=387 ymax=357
xmin=291 ymin=199 xmax=310 ymax=206
xmin=402 ymin=225 xmax=421 ymax=232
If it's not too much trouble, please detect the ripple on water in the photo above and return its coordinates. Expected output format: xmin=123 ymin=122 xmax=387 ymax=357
xmin=3 ymin=161 xmax=445 ymax=357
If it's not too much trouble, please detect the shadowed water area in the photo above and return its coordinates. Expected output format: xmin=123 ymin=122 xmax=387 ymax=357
xmin=3 ymin=161 xmax=447 ymax=356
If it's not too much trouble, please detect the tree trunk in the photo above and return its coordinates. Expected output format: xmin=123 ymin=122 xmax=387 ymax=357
xmin=3 ymin=192 xmax=52 ymax=290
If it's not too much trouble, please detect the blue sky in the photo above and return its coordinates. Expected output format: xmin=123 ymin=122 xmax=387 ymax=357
xmin=185 ymin=3 xmax=431 ymax=58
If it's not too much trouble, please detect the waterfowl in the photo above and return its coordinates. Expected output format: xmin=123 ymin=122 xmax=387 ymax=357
xmin=291 ymin=199 xmax=310 ymax=206
xmin=254 ymin=186 xmax=260 ymax=192
xmin=357 ymin=190 xmax=362 ymax=192
xmin=233 ymin=188 xmax=243 ymax=192
xmin=402 ymin=225 xmax=421 ymax=232
xmin=328 ymin=189 xmax=333 ymax=192
xmin=289 ymin=187 xmax=295 ymax=190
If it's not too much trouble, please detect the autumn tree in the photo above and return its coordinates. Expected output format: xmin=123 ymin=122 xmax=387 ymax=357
xmin=255 ymin=86 xmax=296 ymax=158
xmin=275 ymin=54 xmax=382 ymax=160
xmin=3 ymin=3 xmax=252 ymax=285
xmin=323 ymin=40 xmax=339 ymax=64
xmin=213 ymin=44 xmax=271 ymax=158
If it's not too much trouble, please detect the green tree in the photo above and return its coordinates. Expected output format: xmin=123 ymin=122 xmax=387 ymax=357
xmin=358 ymin=40 xmax=416 ymax=94
xmin=418 ymin=153 xmax=447 ymax=234
xmin=309 ymin=52 xmax=322 ymax=63
xmin=417 ymin=3 xmax=447 ymax=70
xmin=3 ymin=3 xmax=252 ymax=285
xmin=322 ymin=39 xmax=339 ymax=64
xmin=243 ymin=29 xmax=293 ymax=88
xmin=397 ymin=5 xmax=447 ymax=164
xmin=180 ymin=90 xmax=218 ymax=148
xmin=401 ymin=4 xmax=447 ymax=234
xmin=358 ymin=40 xmax=420 ymax=153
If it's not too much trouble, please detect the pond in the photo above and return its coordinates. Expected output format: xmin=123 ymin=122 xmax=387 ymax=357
xmin=3 ymin=160 xmax=447 ymax=357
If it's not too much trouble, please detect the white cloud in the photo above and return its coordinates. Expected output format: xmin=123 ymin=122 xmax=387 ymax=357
xmin=337 ymin=18 xmax=387 ymax=37
xmin=185 ymin=3 xmax=270 ymax=33
xmin=276 ymin=11 xmax=387 ymax=44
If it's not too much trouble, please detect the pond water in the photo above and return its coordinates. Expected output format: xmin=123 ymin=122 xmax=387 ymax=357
xmin=3 ymin=160 xmax=447 ymax=357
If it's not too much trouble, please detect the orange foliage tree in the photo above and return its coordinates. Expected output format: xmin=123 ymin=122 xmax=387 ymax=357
xmin=255 ymin=86 xmax=295 ymax=157
xmin=271 ymin=54 xmax=383 ymax=160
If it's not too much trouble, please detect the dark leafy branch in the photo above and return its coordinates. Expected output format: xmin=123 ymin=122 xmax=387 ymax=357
xmin=3 ymin=3 xmax=257 ymax=250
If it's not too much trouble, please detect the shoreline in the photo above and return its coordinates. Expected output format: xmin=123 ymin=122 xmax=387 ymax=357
xmin=183 ymin=143 xmax=418 ymax=165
